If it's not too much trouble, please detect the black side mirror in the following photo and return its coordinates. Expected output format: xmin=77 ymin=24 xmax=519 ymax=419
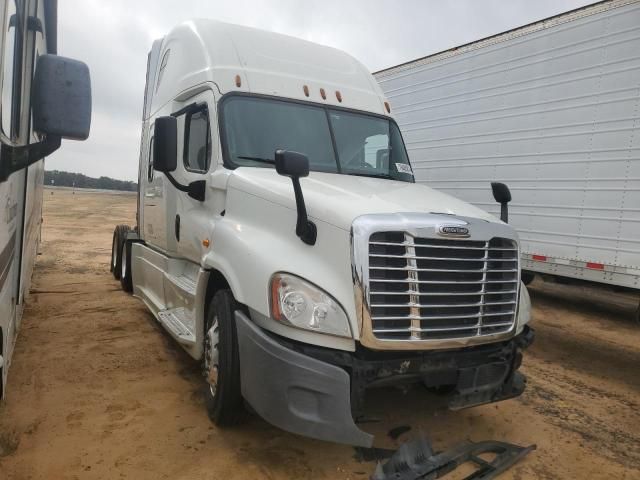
xmin=275 ymin=150 xmax=309 ymax=178
xmin=275 ymin=150 xmax=316 ymax=246
xmin=1 ymin=54 xmax=92 ymax=182
xmin=491 ymin=182 xmax=512 ymax=223
xmin=32 ymin=54 xmax=92 ymax=140
xmin=153 ymin=116 xmax=177 ymax=173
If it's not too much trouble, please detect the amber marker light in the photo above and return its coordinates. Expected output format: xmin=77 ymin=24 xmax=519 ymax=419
xmin=335 ymin=91 xmax=342 ymax=102
xmin=202 ymin=239 xmax=210 ymax=248
xmin=235 ymin=75 xmax=241 ymax=87
xmin=303 ymin=85 xmax=309 ymax=97
xmin=384 ymin=101 xmax=391 ymax=113
xmin=270 ymin=276 xmax=283 ymax=321
xmin=320 ymin=88 xmax=326 ymax=100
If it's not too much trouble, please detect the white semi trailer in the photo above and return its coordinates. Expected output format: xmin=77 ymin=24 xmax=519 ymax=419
xmin=111 ymin=20 xmax=533 ymax=447
xmin=375 ymin=0 xmax=640 ymax=322
xmin=0 ymin=0 xmax=91 ymax=398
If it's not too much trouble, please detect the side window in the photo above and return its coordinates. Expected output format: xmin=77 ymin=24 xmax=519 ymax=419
xmin=147 ymin=137 xmax=154 ymax=181
xmin=155 ymin=49 xmax=170 ymax=92
xmin=2 ymin=0 xmax=18 ymax=138
xmin=184 ymin=107 xmax=211 ymax=173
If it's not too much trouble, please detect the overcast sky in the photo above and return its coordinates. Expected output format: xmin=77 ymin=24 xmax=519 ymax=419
xmin=49 ymin=0 xmax=594 ymax=181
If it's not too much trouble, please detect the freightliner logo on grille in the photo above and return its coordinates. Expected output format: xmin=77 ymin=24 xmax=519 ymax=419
xmin=437 ymin=225 xmax=470 ymax=237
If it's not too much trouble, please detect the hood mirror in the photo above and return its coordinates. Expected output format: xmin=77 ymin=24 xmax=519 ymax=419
xmin=491 ymin=182 xmax=511 ymax=223
xmin=275 ymin=149 xmax=316 ymax=246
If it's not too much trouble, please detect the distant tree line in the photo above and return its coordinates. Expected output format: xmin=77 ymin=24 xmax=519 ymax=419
xmin=45 ymin=170 xmax=137 ymax=192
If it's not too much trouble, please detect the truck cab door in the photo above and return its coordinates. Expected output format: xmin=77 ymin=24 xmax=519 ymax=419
xmin=166 ymin=90 xmax=219 ymax=263
xmin=142 ymin=126 xmax=169 ymax=249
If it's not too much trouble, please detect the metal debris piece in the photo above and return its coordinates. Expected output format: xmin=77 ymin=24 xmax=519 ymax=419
xmin=371 ymin=437 xmax=535 ymax=480
xmin=388 ymin=425 xmax=412 ymax=440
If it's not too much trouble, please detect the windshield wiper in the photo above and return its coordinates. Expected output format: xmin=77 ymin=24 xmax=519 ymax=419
xmin=348 ymin=172 xmax=395 ymax=180
xmin=236 ymin=155 xmax=275 ymax=165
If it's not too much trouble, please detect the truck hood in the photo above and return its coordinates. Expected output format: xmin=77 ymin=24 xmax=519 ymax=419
xmin=227 ymin=168 xmax=498 ymax=231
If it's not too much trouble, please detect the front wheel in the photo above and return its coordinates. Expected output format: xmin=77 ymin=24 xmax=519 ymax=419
xmin=203 ymin=290 xmax=244 ymax=426
xmin=120 ymin=240 xmax=133 ymax=293
xmin=111 ymin=224 xmax=130 ymax=279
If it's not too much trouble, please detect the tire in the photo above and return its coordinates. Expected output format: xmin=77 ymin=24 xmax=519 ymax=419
xmin=110 ymin=229 xmax=118 ymax=277
xmin=521 ymin=270 xmax=535 ymax=286
xmin=111 ymin=224 xmax=130 ymax=279
xmin=203 ymin=290 xmax=244 ymax=426
xmin=120 ymin=240 xmax=133 ymax=293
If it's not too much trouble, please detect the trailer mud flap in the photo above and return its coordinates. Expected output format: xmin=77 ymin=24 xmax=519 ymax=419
xmin=371 ymin=437 xmax=535 ymax=480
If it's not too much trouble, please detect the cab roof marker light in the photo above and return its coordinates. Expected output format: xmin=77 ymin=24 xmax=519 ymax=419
xmin=335 ymin=91 xmax=342 ymax=102
xmin=384 ymin=101 xmax=391 ymax=113
xmin=303 ymin=85 xmax=310 ymax=97
xmin=320 ymin=88 xmax=326 ymax=100
xmin=235 ymin=75 xmax=241 ymax=87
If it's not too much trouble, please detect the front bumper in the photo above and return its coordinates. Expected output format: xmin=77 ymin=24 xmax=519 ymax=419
xmin=236 ymin=311 xmax=533 ymax=447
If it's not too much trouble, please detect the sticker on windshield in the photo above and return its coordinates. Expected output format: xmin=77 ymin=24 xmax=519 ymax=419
xmin=396 ymin=163 xmax=413 ymax=175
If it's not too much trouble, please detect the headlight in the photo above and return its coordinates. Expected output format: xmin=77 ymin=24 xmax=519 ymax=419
xmin=270 ymin=273 xmax=352 ymax=338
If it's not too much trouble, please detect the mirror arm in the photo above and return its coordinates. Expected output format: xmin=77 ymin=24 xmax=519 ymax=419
xmin=0 ymin=135 xmax=61 ymax=183
xmin=500 ymin=203 xmax=508 ymax=224
xmin=164 ymin=172 xmax=205 ymax=202
xmin=164 ymin=171 xmax=189 ymax=193
xmin=291 ymin=177 xmax=317 ymax=246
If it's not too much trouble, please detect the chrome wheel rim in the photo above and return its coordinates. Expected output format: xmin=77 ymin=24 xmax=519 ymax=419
xmin=112 ymin=235 xmax=117 ymax=270
xmin=120 ymin=242 xmax=127 ymax=280
xmin=204 ymin=316 xmax=220 ymax=397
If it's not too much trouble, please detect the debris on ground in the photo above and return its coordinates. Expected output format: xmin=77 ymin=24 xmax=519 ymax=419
xmin=372 ymin=436 xmax=535 ymax=480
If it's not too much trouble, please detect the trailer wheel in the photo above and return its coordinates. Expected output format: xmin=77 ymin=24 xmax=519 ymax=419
xmin=203 ymin=290 xmax=244 ymax=426
xmin=120 ymin=240 xmax=133 ymax=293
xmin=111 ymin=225 xmax=130 ymax=279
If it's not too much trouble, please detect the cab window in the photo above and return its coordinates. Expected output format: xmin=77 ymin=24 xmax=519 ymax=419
xmin=184 ymin=107 xmax=210 ymax=173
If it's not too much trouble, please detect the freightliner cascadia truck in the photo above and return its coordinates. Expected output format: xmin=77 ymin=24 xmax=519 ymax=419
xmin=110 ymin=20 xmax=533 ymax=447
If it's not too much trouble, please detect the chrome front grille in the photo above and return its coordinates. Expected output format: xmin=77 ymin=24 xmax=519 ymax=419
xmin=368 ymin=232 xmax=519 ymax=341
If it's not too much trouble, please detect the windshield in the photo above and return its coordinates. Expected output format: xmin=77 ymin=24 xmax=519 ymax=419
xmin=221 ymin=96 xmax=414 ymax=182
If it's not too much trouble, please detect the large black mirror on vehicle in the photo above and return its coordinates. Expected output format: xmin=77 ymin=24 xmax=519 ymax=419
xmin=275 ymin=149 xmax=310 ymax=178
xmin=32 ymin=54 xmax=92 ymax=140
xmin=1 ymin=54 xmax=92 ymax=182
xmin=275 ymin=149 xmax=316 ymax=246
xmin=153 ymin=116 xmax=177 ymax=173
xmin=491 ymin=182 xmax=512 ymax=223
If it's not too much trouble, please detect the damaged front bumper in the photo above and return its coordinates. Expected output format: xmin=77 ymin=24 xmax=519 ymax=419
xmin=236 ymin=311 xmax=533 ymax=447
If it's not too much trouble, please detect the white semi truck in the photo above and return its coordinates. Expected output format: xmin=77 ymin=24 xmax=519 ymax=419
xmin=0 ymin=0 xmax=91 ymax=399
xmin=375 ymin=0 xmax=640 ymax=322
xmin=111 ymin=20 xmax=533 ymax=447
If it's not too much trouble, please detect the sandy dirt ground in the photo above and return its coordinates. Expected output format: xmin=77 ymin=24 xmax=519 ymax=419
xmin=0 ymin=188 xmax=639 ymax=479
